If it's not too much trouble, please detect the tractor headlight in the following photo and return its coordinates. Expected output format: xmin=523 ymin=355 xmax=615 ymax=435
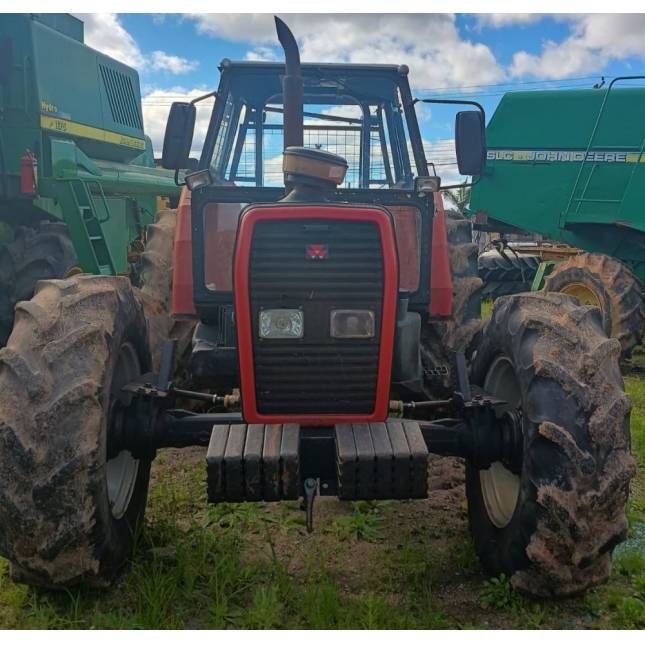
xmin=330 ymin=309 xmax=375 ymax=339
xmin=259 ymin=309 xmax=304 ymax=339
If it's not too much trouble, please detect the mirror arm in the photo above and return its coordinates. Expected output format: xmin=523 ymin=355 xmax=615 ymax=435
xmin=191 ymin=90 xmax=218 ymax=105
xmin=438 ymin=174 xmax=483 ymax=192
xmin=412 ymin=97 xmax=485 ymax=121
xmin=413 ymin=97 xmax=486 ymax=189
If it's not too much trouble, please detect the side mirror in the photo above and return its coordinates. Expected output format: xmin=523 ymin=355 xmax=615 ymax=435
xmin=162 ymin=102 xmax=196 ymax=170
xmin=455 ymin=110 xmax=486 ymax=176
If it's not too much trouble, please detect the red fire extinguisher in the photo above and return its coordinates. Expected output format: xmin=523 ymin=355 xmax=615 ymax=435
xmin=20 ymin=149 xmax=37 ymax=195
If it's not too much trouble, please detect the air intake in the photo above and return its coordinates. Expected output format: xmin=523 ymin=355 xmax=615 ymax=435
xmin=99 ymin=64 xmax=143 ymax=130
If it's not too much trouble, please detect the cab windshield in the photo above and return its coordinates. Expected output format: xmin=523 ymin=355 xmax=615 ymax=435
xmin=201 ymin=62 xmax=423 ymax=189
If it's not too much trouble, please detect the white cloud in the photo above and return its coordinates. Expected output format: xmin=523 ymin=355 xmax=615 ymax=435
xmin=245 ymin=46 xmax=279 ymax=62
xmin=186 ymin=14 xmax=505 ymax=90
xmin=141 ymin=87 xmax=215 ymax=157
xmin=474 ymin=14 xmax=543 ymax=29
xmin=77 ymin=13 xmax=145 ymax=68
xmin=77 ymin=13 xmax=196 ymax=76
xmin=150 ymin=51 xmax=198 ymax=74
xmin=510 ymin=14 xmax=645 ymax=79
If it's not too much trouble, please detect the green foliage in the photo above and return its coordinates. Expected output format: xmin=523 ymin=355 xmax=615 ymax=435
xmin=626 ymin=377 xmax=645 ymax=466
xmin=452 ymin=186 xmax=471 ymax=212
xmin=243 ymin=585 xmax=283 ymax=629
xmin=328 ymin=501 xmax=385 ymax=542
xmin=480 ymin=575 xmax=523 ymax=611
xmin=614 ymin=550 xmax=645 ymax=578
xmin=394 ymin=543 xmax=435 ymax=591
xmin=615 ymin=596 xmax=645 ymax=629
xmin=299 ymin=581 xmax=346 ymax=628
xmin=448 ymin=537 xmax=481 ymax=575
xmin=203 ymin=502 xmax=275 ymax=531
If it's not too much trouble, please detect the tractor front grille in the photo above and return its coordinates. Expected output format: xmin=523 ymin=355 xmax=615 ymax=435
xmin=248 ymin=219 xmax=384 ymax=415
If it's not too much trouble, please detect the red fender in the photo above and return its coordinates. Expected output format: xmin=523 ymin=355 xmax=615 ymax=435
xmin=429 ymin=191 xmax=453 ymax=317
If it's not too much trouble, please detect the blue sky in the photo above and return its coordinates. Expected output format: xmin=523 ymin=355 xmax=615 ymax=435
xmin=78 ymin=13 xmax=645 ymax=180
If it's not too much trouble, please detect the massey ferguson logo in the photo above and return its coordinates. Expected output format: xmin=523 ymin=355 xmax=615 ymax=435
xmin=306 ymin=244 xmax=329 ymax=260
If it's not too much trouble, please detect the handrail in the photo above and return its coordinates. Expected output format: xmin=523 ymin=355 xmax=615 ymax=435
xmin=563 ymin=75 xmax=645 ymax=220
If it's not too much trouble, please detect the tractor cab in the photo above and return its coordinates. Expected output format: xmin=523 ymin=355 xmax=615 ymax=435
xmin=171 ymin=59 xmax=443 ymax=320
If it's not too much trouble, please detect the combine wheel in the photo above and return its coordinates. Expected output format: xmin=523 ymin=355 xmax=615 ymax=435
xmin=135 ymin=208 xmax=193 ymax=371
xmin=0 ymin=275 xmax=151 ymax=587
xmin=468 ymin=292 xmax=635 ymax=597
xmin=478 ymin=249 xmax=540 ymax=299
xmin=422 ymin=209 xmax=483 ymax=395
xmin=0 ymin=222 xmax=76 ymax=346
xmin=543 ymin=252 xmax=645 ymax=360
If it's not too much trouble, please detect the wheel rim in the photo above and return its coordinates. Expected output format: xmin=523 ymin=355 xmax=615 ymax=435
xmin=106 ymin=343 xmax=141 ymax=520
xmin=480 ymin=356 xmax=522 ymax=528
xmin=559 ymin=282 xmax=601 ymax=308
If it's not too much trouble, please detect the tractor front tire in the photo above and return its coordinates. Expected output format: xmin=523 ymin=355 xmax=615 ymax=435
xmin=0 ymin=222 xmax=76 ymax=346
xmin=543 ymin=253 xmax=645 ymax=360
xmin=0 ymin=275 xmax=152 ymax=587
xmin=468 ymin=292 xmax=635 ymax=597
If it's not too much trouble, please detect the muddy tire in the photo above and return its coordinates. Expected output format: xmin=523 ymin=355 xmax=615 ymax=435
xmin=543 ymin=253 xmax=645 ymax=360
xmin=0 ymin=275 xmax=152 ymax=587
xmin=421 ymin=209 xmax=483 ymax=396
xmin=478 ymin=250 xmax=540 ymax=299
xmin=0 ymin=222 xmax=76 ymax=346
xmin=135 ymin=208 xmax=193 ymax=371
xmin=467 ymin=292 xmax=635 ymax=597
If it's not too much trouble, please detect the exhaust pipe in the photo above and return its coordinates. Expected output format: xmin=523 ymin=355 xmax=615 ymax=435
xmin=274 ymin=16 xmax=303 ymax=149
xmin=274 ymin=16 xmax=347 ymax=200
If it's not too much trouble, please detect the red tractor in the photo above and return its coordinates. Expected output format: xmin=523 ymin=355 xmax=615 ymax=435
xmin=0 ymin=18 xmax=635 ymax=597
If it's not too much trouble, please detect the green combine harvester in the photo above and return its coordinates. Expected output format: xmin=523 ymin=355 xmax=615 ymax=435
xmin=0 ymin=13 xmax=180 ymax=345
xmin=470 ymin=78 xmax=645 ymax=358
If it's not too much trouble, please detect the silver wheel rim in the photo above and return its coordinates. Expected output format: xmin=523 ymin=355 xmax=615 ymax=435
xmin=106 ymin=343 xmax=140 ymax=520
xmin=480 ymin=356 xmax=522 ymax=528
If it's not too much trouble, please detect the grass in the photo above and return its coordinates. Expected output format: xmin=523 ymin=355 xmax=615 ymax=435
xmin=0 ymin=361 xmax=644 ymax=628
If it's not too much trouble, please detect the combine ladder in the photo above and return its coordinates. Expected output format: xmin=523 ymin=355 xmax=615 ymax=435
xmin=63 ymin=179 xmax=117 ymax=275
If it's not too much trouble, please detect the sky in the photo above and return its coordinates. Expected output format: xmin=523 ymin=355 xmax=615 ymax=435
xmin=76 ymin=13 xmax=645 ymax=182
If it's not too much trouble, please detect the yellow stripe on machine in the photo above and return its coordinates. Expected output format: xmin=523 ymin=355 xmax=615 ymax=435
xmin=40 ymin=115 xmax=146 ymax=150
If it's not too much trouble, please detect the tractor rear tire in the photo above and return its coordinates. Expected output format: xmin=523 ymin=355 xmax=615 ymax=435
xmin=0 ymin=222 xmax=76 ymax=346
xmin=543 ymin=253 xmax=645 ymax=360
xmin=478 ymin=250 xmax=540 ymax=300
xmin=468 ymin=292 xmax=635 ymax=597
xmin=135 ymin=208 xmax=193 ymax=372
xmin=0 ymin=275 xmax=152 ymax=587
xmin=421 ymin=209 xmax=483 ymax=396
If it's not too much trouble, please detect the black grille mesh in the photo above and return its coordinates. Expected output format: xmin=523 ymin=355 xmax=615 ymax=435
xmin=249 ymin=218 xmax=384 ymax=415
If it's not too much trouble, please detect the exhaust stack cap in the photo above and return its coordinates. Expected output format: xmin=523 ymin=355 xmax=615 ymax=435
xmin=283 ymin=146 xmax=348 ymax=190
